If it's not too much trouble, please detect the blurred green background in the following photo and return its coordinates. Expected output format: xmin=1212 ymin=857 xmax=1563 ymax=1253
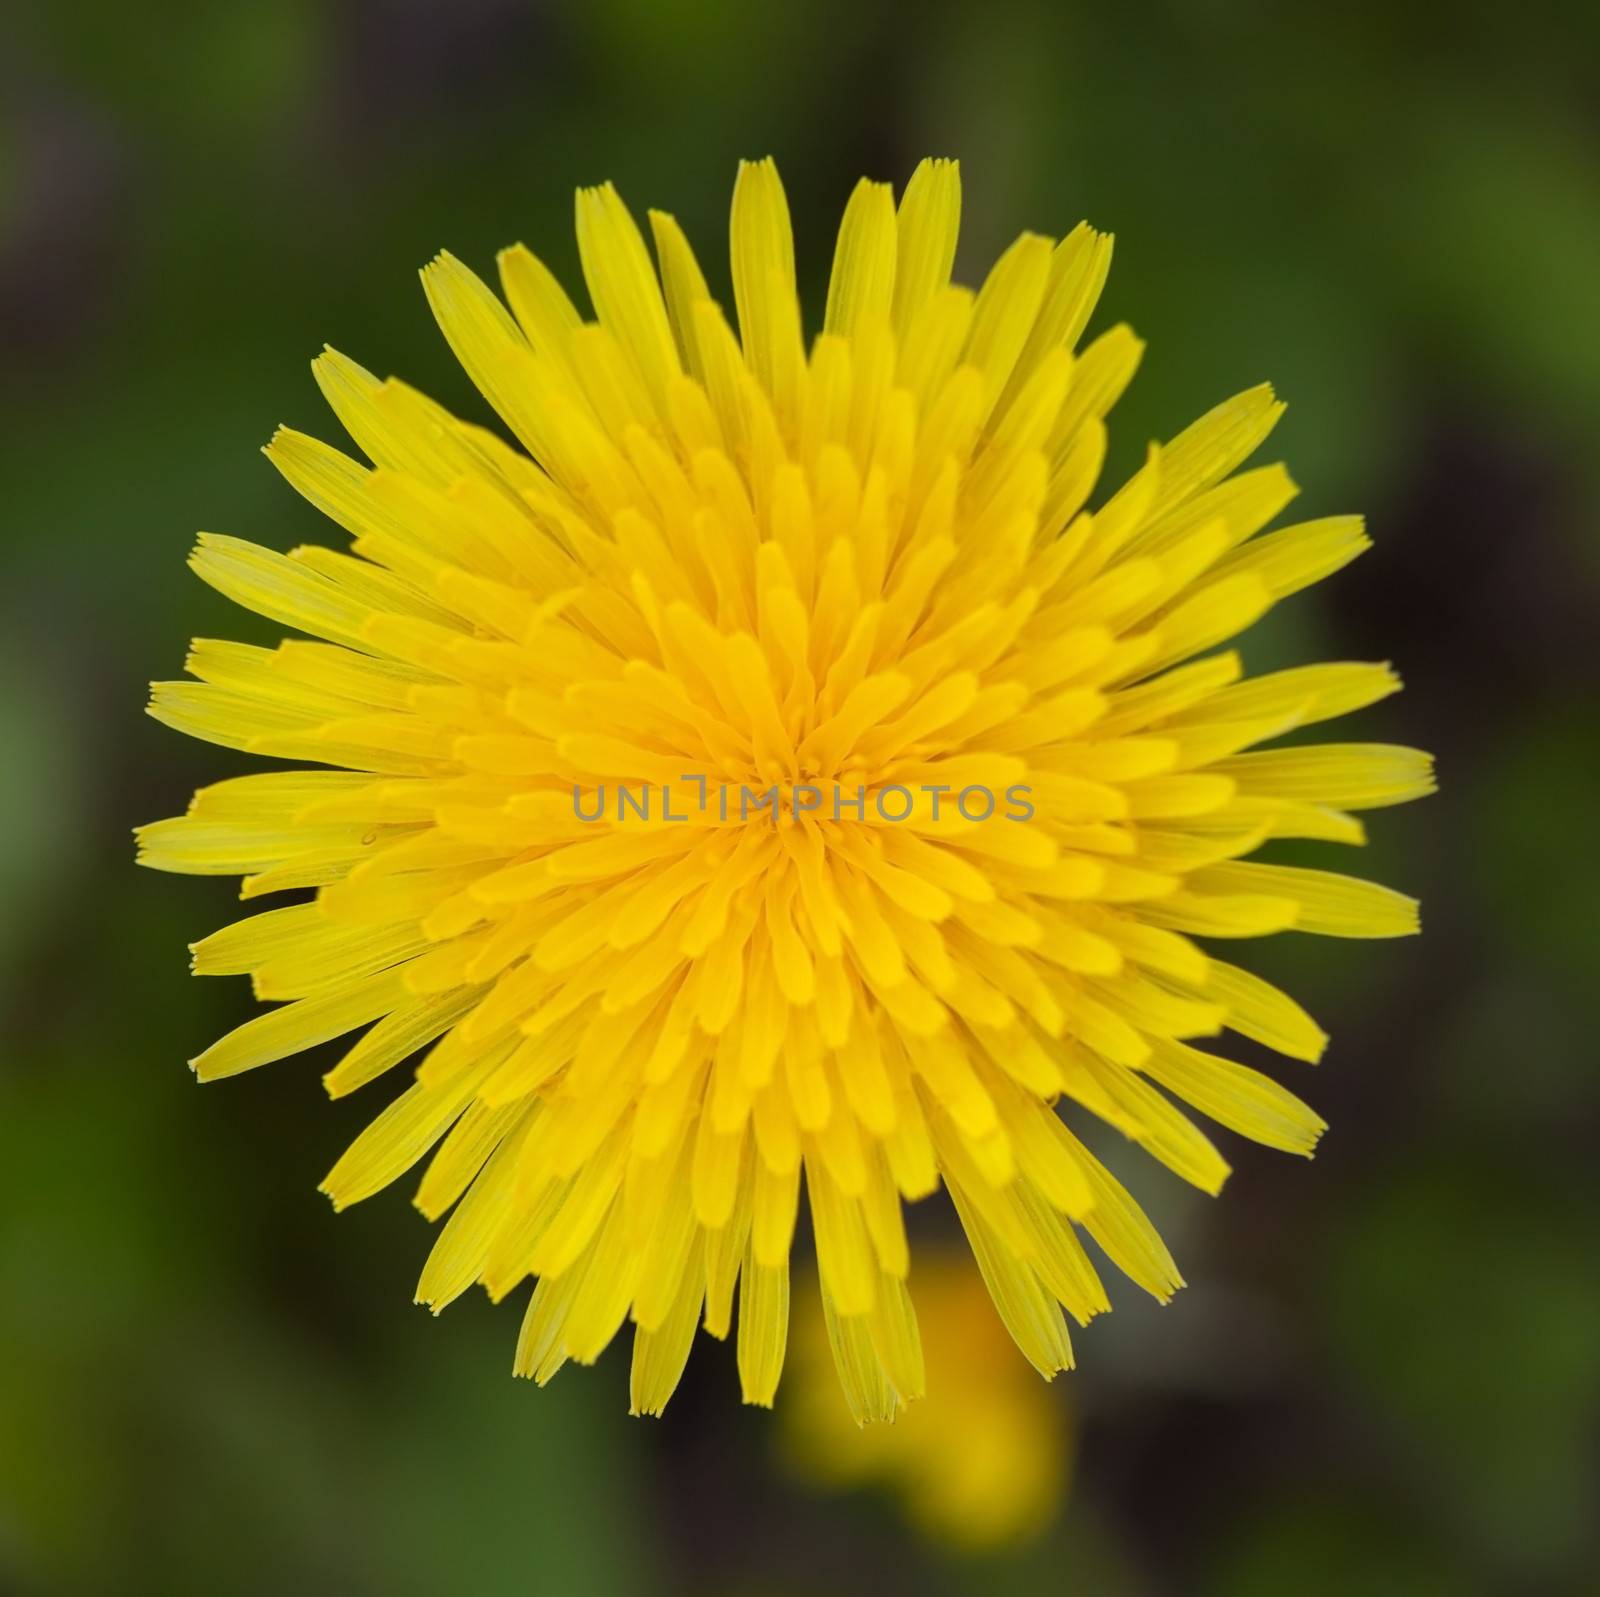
xmin=3 ymin=1 xmax=1598 ymax=1592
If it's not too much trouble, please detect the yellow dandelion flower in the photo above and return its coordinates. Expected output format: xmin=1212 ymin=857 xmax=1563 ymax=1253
xmin=783 ymin=1255 xmax=1072 ymax=1547
xmin=138 ymin=157 xmax=1433 ymax=1419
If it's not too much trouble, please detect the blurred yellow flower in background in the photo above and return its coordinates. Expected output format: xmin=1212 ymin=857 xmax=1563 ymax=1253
xmin=138 ymin=156 xmax=1432 ymax=1419
xmin=782 ymin=1256 xmax=1072 ymax=1548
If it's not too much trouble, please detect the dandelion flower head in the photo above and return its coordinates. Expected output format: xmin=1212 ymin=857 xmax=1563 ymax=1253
xmin=139 ymin=158 xmax=1433 ymax=1418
